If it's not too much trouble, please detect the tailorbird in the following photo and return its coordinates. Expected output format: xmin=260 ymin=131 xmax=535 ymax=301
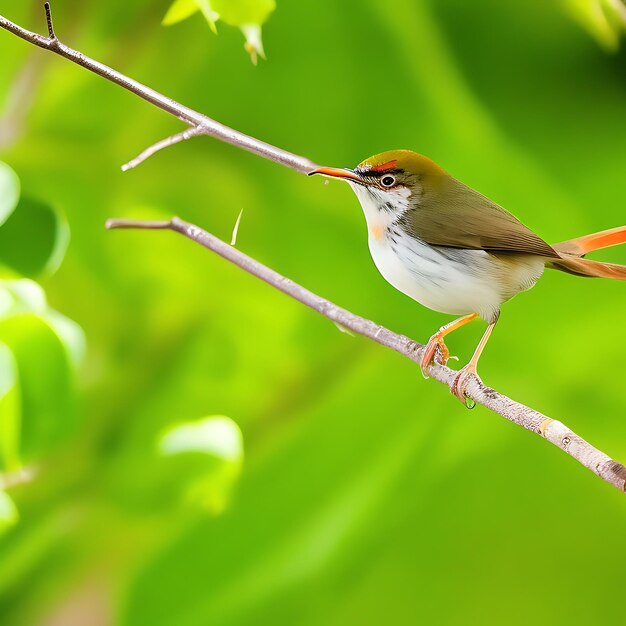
xmin=312 ymin=150 xmax=626 ymax=403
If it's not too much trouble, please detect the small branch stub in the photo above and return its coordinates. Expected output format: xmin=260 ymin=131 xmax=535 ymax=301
xmin=44 ymin=2 xmax=56 ymax=40
xmin=121 ymin=126 xmax=204 ymax=172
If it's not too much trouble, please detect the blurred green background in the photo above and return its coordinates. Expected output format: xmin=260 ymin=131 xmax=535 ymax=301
xmin=1 ymin=0 xmax=626 ymax=624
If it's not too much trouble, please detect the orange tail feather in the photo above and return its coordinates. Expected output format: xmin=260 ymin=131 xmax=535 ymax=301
xmin=548 ymin=256 xmax=626 ymax=280
xmin=554 ymin=225 xmax=626 ymax=256
xmin=550 ymin=225 xmax=626 ymax=280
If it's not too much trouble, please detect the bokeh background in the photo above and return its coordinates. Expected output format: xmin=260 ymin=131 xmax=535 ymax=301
xmin=1 ymin=0 xmax=626 ymax=624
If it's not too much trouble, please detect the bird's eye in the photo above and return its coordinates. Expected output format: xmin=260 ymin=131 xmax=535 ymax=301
xmin=381 ymin=175 xmax=396 ymax=188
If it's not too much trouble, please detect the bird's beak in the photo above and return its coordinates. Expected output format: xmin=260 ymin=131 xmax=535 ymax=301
xmin=309 ymin=166 xmax=363 ymax=183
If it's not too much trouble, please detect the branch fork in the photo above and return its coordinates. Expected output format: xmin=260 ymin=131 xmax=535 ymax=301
xmin=1 ymin=4 xmax=625 ymax=491
xmin=0 ymin=3 xmax=320 ymax=175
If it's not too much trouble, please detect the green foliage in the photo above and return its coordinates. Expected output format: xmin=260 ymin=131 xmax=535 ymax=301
xmin=163 ymin=0 xmax=276 ymax=63
xmin=158 ymin=416 xmax=243 ymax=514
xmin=0 ymin=197 xmax=69 ymax=278
xmin=163 ymin=0 xmax=219 ymax=32
xmin=0 ymin=162 xmax=69 ymax=279
xmin=565 ymin=0 xmax=626 ymax=50
xmin=0 ymin=280 xmax=83 ymax=470
xmin=211 ymin=0 xmax=276 ymax=26
xmin=0 ymin=0 xmax=626 ymax=625
xmin=0 ymin=163 xmax=81 ymax=526
xmin=163 ymin=0 xmax=204 ymax=27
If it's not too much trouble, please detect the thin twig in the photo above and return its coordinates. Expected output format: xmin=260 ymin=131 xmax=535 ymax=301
xmin=0 ymin=4 xmax=319 ymax=174
xmin=106 ymin=217 xmax=626 ymax=493
xmin=44 ymin=2 xmax=56 ymax=40
xmin=121 ymin=127 xmax=203 ymax=171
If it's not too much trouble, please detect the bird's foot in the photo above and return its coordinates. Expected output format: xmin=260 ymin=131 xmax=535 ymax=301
xmin=420 ymin=333 xmax=450 ymax=378
xmin=451 ymin=364 xmax=480 ymax=407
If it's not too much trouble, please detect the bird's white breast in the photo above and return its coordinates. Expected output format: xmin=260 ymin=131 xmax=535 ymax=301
xmin=350 ymin=182 xmax=544 ymax=321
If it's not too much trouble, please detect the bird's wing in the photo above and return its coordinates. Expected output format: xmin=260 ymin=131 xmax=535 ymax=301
xmin=407 ymin=176 xmax=557 ymax=257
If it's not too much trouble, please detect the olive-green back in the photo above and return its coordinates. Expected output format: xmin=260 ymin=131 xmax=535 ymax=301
xmin=407 ymin=174 xmax=557 ymax=258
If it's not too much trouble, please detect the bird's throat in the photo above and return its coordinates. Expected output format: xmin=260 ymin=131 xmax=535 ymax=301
xmin=348 ymin=182 xmax=411 ymax=243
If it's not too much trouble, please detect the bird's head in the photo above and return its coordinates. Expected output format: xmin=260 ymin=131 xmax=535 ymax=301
xmin=310 ymin=150 xmax=446 ymax=221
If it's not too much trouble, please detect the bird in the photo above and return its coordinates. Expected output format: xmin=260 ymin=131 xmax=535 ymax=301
xmin=311 ymin=150 xmax=626 ymax=404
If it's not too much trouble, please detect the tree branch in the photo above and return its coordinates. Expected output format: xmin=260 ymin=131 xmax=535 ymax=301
xmin=106 ymin=217 xmax=626 ymax=493
xmin=121 ymin=127 xmax=204 ymax=172
xmin=0 ymin=4 xmax=319 ymax=174
xmin=2 ymin=4 xmax=625 ymax=492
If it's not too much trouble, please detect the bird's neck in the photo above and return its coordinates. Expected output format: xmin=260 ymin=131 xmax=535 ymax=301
xmin=348 ymin=183 xmax=412 ymax=242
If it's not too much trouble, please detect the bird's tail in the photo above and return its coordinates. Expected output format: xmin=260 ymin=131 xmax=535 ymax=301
xmin=549 ymin=225 xmax=626 ymax=279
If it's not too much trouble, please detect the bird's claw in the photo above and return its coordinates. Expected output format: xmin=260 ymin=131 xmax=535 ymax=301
xmin=451 ymin=364 xmax=479 ymax=407
xmin=420 ymin=333 xmax=450 ymax=378
xmin=434 ymin=343 xmax=450 ymax=366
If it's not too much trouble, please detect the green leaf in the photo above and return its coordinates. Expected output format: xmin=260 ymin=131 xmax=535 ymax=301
xmin=0 ymin=281 xmax=82 ymax=471
xmin=240 ymin=24 xmax=266 ymax=64
xmin=196 ymin=0 xmax=220 ymax=32
xmin=159 ymin=415 xmax=243 ymax=461
xmin=0 ymin=280 xmax=47 ymax=319
xmin=44 ymin=311 xmax=86 ymax=368
xmin=0 ymin=491 xmax=18 ymax=535
xmin=211 ymin=0 xmax=275 ymax=25
xmin=0 ymin=280 xmax=84 ymax=367
xmin=0 ymin=162 xmax=20 ymax=229
xmin=0 ymin=197 xmax=70 ymax=279
xmin=0 ymin=343 xmax=21 ymax=472
xmin=157 ymin=416 xmax=244 ymax=514
xmin=0 ymin=313 xmax=77 ymax=465
xmin=212 ymin=0 xmax=275 ymax=62
xmin=0 ymin=279 xmax=86 ymax=358
xmin=162 ymin=0 xmax=275 ymax=60
xmin=162 ymin=0 xmax=201 ymax=26
xmin=163 ymin=0 xmax=219 ymax=32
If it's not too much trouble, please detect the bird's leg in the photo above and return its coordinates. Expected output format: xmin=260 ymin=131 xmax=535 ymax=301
xmin=421 ymin=313 xmax=478 ymax=378
xmin=451 ymin=314 xmax=499 ymax=404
